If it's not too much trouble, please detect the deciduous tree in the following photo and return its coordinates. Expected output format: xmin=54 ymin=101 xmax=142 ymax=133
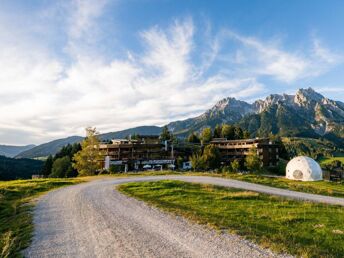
xmin=73 ymin=127 xmax=103 ymax=176
xmin=202 ymin=144 xmax=221 ymax=170
xmin=231 ymin=159 xmax=240 ymax=172
xmin=245 ymin=147 xmax=261 ymax=172
xmin=50 ymin=156 xmax=71 ymax=178
xmin=221 ymin=124 xmax=235 ymax=139
xmin=190 ymin=152 xmax=205 ymax=170
xmin=200 ymin=127 xmax=212 ymax=144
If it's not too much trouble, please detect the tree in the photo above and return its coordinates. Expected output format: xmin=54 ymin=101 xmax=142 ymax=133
xmin=222 ymin=124 xmax=235 ymax=139
xmin=202 ymin=144 xmax=221 ymax=170
xmin=42 ymin=155 xmax=53 ymax=176
xmin=130 ymin=134 xmax=141 ymax=140
xmin=243 ymin=130 xmax=251 ymax=139
xmin=231 ymin=159 xmax=240 ymax=172
xmin=73 ymin=127 xmax=103 ymax=176
xmin=200 ymin=127 xmax=212 ymax=144
xmin=190 ymin=152 xmax=206 ymax=171
xmin=187 ymin=132 xmax=200 ymax=143
xmin=234 ymin=126 xmax=243 ymax=139
xmin=41 ymin=143 xmax=82 ymax=178
xmin=176 ymin=156 xmax=184 ymax=169
xmin=160 ymin=126 xmax=172 ymax=141
xmin=245 ymin=147 xmax=261 ymax=172
xmin=50 ymin=156 xmax=71 ymax=178
xmin=213 ymin=124 xmax=222 ymax=138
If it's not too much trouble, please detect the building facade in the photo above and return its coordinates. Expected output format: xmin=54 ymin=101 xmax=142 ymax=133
xmin=210 ymin=138 xmax=279 ymax=167
xmin=99 ymin=136 xmax=175 ymax=171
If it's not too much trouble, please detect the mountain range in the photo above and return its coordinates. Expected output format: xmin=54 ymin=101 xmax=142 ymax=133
xmin=0 ymin=144 xmax=36 ymax=158
xmin=14 ymin=126 xmax=162 ymax=159
xmin=10 ymin=88 xmax=344 ymax=159
xmin=168 ymin=87 xmax=344 ymax=142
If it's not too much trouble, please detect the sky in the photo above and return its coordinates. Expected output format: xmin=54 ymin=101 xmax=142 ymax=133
xmin=1 ymin=0 xmax=344 ymax=145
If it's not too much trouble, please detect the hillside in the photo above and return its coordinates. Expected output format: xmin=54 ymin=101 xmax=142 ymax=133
xmin=15 ymin=136 xmax=84 ymax=159
xmin=281 ymin=137 xmax=343 ymax=160
xmin=15 ymin=126 xmax=162 ymax=159
xmin=0 ymin=155 xmax=43 ymax=180
xmin=0 ymin=144 xmax=35 ymax=158
xmin=99 ymin=126 xmax=162 ymax=140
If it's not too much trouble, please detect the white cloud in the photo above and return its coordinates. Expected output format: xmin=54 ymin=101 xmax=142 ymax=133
xmin=312 ymin=38 xmax=340 ymax=64
xmin=220 ymin=30 xmax=341 ymax=83
xmin=0 ymin=3 xmax=342 ymax=145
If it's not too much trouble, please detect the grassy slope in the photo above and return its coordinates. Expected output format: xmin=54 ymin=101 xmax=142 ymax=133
xmin=319 ymin=156 xmax=344 ymax=166
xmin=118 ymin=180 xmax=344 ymax=258
xmin=191 ymin=172 xmax=344 ymax=198
xmin=106 ymin=170 xmax=344 ymax=198
xmin=0 ymin=178 xmax=86 ymax=257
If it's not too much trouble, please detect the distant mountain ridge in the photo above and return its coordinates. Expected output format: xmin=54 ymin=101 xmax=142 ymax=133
xmin=15 ymin=126 xmax=162 ymax=159
xmin=167 ymin=98 xmax=255 ymax=135
xmin=14 ymin=88 xmax=344 ymax=159
xmin=15 ymin=136 xmax=84 ymax=159
xmin=99 ymin=126 xmax=162 ymax=140
xmin=0 ymin=144 xmax=36 ymax=158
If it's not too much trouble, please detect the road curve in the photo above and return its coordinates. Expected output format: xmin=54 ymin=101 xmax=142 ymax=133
xmin=25 ymin=175 xmax=344 ymax=258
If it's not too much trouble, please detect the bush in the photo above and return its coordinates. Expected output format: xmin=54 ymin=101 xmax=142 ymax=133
xmin=231 ymin=159 xmax=240 ymax=172
xmin=109 ymin=165 xmax=122 ymax=174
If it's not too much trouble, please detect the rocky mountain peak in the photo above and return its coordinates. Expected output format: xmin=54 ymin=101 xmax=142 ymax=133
xmin=295 ymin=87 xmax=324 ymax=105
xmin=205 ymin=97 xmax=254 ymax=116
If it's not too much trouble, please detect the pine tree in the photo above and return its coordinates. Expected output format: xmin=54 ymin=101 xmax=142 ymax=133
xmin=213 ymin=124 xmax=222 ymax=138
xmin=187 ymin=132 xmax=200 ymax=143
xmin=42 ymin=155 xmax=53 ymax=176
xmin=160 ymin=126 xmax=172 ymax=141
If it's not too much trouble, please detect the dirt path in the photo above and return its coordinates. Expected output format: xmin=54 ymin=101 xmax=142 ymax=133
xmin=25 ymin=174 xmax=344 ymax=257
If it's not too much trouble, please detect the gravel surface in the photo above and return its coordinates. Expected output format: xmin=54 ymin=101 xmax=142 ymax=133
xmin=25 ymin=174 xmax=344 ymax=258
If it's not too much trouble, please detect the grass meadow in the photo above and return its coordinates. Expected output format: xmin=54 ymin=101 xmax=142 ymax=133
xmin=119 ymin=180 xmax=344 ymax=258
xmin=0 ymin=178 xmax=86 ymax=257
xmin=216 ymin=173 xmax=344 ymax=198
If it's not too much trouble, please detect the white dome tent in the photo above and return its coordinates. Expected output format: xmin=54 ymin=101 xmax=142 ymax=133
xmin=286 ymin=156 xmax=323 ymax=181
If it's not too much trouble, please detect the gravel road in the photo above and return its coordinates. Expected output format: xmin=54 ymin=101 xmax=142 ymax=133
xmin=25 ymin=175 xmax=344 ymax=258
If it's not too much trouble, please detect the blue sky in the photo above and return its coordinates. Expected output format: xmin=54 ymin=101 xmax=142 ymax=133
xmin=0 ymin=0 xmax=344 ymax=145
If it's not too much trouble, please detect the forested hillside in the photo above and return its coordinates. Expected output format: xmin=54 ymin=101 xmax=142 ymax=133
xmin=0 ymin=156 xmax=43 ymax=180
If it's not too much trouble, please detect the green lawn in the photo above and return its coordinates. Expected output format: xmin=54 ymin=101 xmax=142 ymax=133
xmin=319 ymin=156 xmax=344 ymax=166
xmin=0 ymin=178 xmax=86 ymax=258
xmin=118 ymin=180 xmax=344 ymax=258
xmin=110 ymin=170 xmax=344 ymax=198
xmin=197 ymin=172 xmax=344 ymax=198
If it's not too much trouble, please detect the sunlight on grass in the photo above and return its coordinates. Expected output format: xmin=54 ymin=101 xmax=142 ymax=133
xmin=190 ymin=172 xmax=344 ymax=198
xmin=0 ymin=178 xmax=85 ymax=257
xmin=118 ymin=180 xmax=344 ymax=258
